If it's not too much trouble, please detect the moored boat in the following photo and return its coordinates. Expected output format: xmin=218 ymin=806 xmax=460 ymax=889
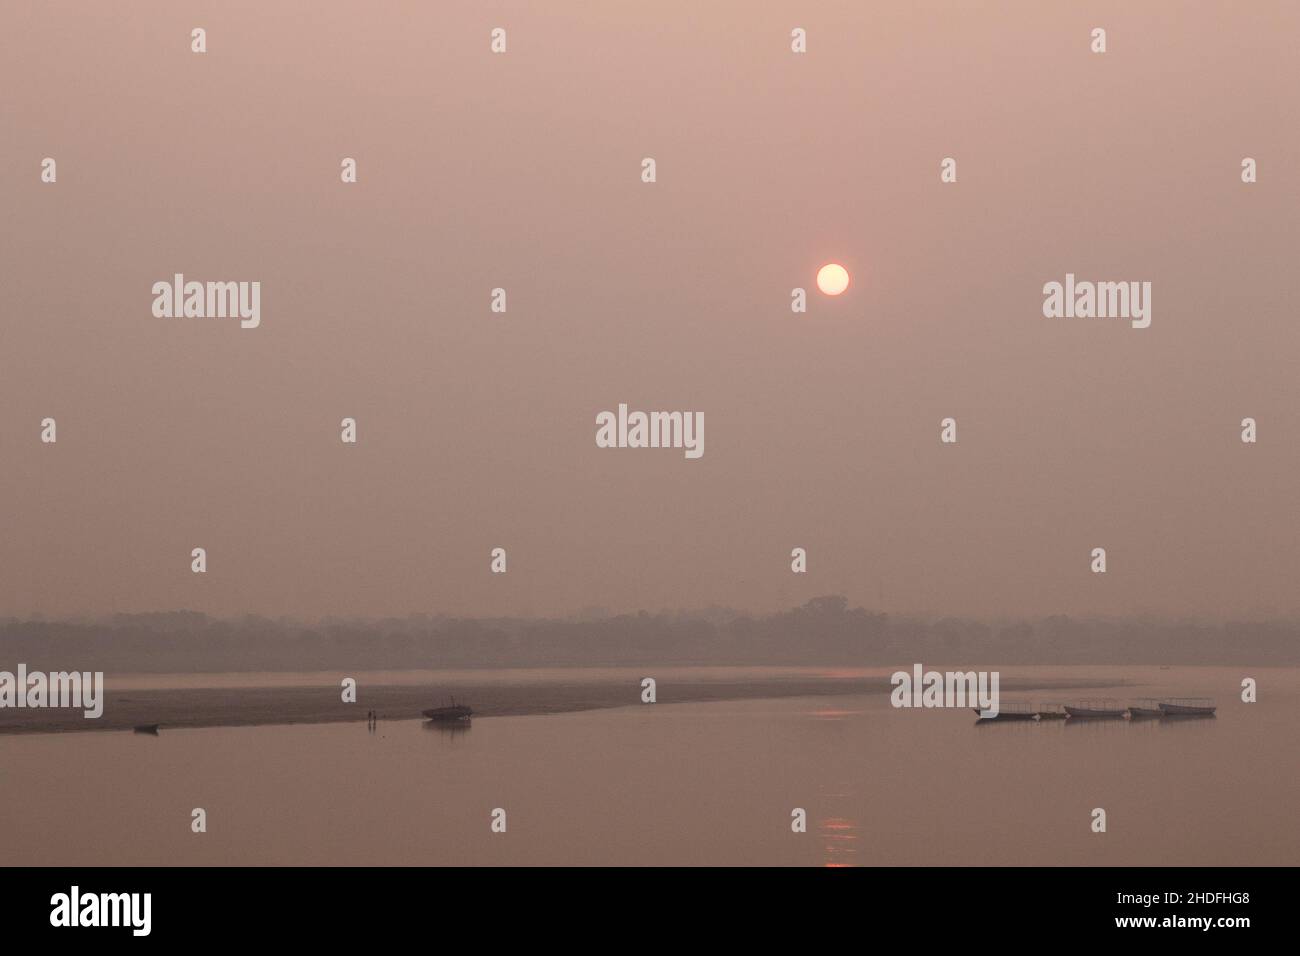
xmin=1159 ymin=697 xmax=1216 ymax=717
xmin=423 ymin=698 xmax=472 ymax=722
xmin=1064 ymin=698 xmax=1125 ymax=719
xmin=971 ymin=701 xmax=1037 ymax=721
xmin=1127 ymin=699 xmax=1164 ymax=718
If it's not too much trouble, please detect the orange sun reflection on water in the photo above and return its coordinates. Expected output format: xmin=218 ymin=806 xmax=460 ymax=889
xmin=820 ymin=816 xmax=861 ymax=868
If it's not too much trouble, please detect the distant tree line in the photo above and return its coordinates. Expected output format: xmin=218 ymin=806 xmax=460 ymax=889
xmin=1 ymin=596 xmax=1295 ymax=673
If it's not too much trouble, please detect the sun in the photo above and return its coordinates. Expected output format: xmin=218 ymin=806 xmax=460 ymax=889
xmin=816 ymin=263 xmax=850 ymax=296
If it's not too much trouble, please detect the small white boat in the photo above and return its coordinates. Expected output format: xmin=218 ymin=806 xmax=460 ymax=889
xmin=1159 ymin=697 xmax=1216 ymax=717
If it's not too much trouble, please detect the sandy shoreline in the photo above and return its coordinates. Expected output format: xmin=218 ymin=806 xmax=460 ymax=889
xmin=0 ymin=674 xmax=1120 ymax=735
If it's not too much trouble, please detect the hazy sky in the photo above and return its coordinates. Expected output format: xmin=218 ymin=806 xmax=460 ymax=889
xmin=2 ymin=2 xmax=1298 ymax=621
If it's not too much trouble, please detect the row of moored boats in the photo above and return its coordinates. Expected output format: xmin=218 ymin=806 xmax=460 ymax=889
xmin=974 ymin=697 xmax=1216 ymax=721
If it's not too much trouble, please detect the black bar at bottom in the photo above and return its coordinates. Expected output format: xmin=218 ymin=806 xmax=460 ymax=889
xmin=0 ymin=866 xmax=1282 ymax=941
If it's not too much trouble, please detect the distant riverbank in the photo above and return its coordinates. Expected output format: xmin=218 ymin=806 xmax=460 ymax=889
xmin=0 ymin=669 xmax=1119 ymax=735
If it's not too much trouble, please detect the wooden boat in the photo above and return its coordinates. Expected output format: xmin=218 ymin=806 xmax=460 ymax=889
xmin=1159 ymin=697 xmax=1216 ymax=717
xmin=1064 ymin=698 xmax=1125 ymax=718
xmin=422 ymin=698 xmax=472 ymax=722
xmin=133 ymin=724 xmax=160 ymax=735
xmin=1127 ymin=699 xmax=1164 ymax=718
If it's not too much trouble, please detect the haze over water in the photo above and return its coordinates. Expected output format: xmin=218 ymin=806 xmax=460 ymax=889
xmin=2 ymin=665 xmax=1291 ymax=866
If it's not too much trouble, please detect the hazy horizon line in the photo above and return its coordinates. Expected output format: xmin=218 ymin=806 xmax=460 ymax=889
xmin=7 ymin=595 xmax=1300 ymax=629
